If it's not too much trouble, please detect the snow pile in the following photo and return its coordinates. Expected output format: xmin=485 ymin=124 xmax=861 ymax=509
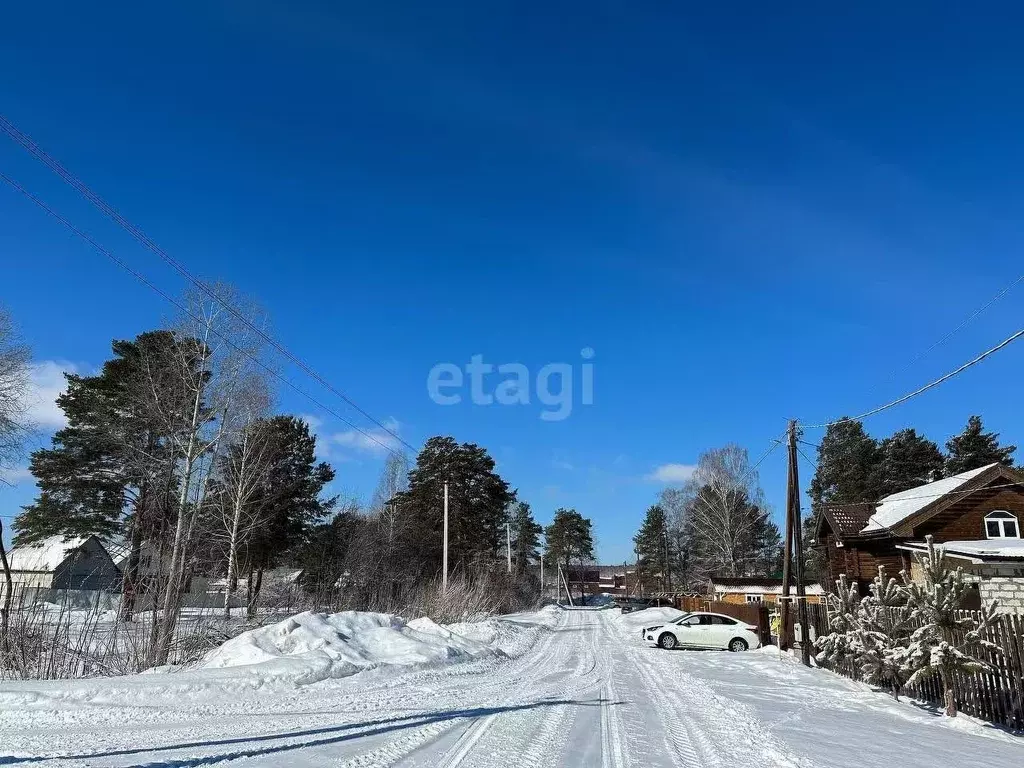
xmin=198 ymin=611 xmax=496 ymax=686
xmin=614 ymin=606 xmax=684 ymax=632
xmin=443 ymin=604 xmax=562 ymax=656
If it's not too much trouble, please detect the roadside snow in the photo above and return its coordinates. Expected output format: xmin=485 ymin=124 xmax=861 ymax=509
xmin=198 ymin=611 xmax=496 ymax=686
xmin=613 ymin=606 xmax=684 ymax=632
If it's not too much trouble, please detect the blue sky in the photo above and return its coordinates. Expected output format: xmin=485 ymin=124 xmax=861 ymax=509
xmin=2 ymin=2 xmax=1024 ymax=562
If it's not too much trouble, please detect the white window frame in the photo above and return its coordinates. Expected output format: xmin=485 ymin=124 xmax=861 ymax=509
xmin=984 ymin=510 xmax=1020 ymax=539
xmin=745 ymin=593 xmax=764 ymax=603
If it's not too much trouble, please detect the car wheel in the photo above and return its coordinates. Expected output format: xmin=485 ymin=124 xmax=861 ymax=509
xmin=728 ymin=638 xmax=748 ymax=652
xmin=658 ymin=632 xmax=677 ymax=650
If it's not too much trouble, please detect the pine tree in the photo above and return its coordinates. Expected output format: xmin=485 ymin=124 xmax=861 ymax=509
xmin=901 ymin=536 xmax=1001 ymax=717
xmin=394 ymin=436 xmax=515 ymax=577
xmin=807 ymin=420 xmax=883 ymax=581
xmin=944 ymin=415 xmax=1016 ymax=476
xmin=814 ymin=574 xmax=861 ymax=669
xmin=634 ymin=505 xmax=671 ymax=591
xmin=245 ymin=416 xmax=336 ymax=614
xmin=508 ymin=501 xmax=542 ymax=575
xmin=545 ymin=508 xmax=594 ymax=600
xmin=877 ymin=428 xmax=945 ymax=497
xmin=16 ymin=332 xmax=185 ymax=546
xmin=855 ymin=567 xmax=914 ymax=700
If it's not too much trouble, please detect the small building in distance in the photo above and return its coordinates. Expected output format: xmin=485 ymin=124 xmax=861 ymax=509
xmin=709 ymin=576 xmax=825 ymax=605
xmin=4 ymin=535 xmax=121 ymax=593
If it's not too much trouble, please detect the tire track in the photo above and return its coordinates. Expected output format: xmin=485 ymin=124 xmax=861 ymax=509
xmin=430 ymin=609 xmax=599 ymax=768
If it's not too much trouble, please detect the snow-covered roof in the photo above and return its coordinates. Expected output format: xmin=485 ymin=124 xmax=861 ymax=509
xmin=861 ymin=464 xmax=997 ymax=533
xmin=898 ymin=539 xmax=1024 ymax=563
xmin=6 ymin=535 xmax=90 ymax=573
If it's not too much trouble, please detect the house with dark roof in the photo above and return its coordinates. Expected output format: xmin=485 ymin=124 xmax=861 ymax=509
xmin=814 ymin=463 xmax=1024 ymax=612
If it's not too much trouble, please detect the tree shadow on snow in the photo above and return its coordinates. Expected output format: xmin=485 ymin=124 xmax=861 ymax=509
xmin=0 ymin=697 xmax=628 ymax=767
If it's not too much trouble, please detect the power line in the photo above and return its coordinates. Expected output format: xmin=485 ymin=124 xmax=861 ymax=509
xmin=871 ymin=273 xmax=1024 ymax=392
xmin=0 ymin=114 xmax=414 ymax=454
xmin=795 ymin=444 xmax=816 ymax=470
xmin=0 ymin=170 xmax=409 ymax=459
xmin=804 ymin=326 xmax=1024 ymax=429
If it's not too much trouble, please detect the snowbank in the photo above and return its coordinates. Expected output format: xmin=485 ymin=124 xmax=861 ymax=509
xmin=614 ymin=606 xmax=685 ymax=632
xmin=198 ymin=611 xmax=496 ymax=686
xmin=0 ymin=607 xmax=561 ymax=710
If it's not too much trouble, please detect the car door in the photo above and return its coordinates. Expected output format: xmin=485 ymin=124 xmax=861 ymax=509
xmin=672 ymin=614 xmax=703 ymax=646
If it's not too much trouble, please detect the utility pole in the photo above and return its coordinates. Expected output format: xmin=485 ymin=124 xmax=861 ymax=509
xmin=781 ymin=419 xmax=810 ymax=666
xmin=442 ymin=481 xmax=449 ymax=593
xmin=540 ymin=554 xmax=544 ymax=598
xmin=780 ymin=423 xmax=795 ymax=651
xmin=506 ymin=521 xmax=512 ymax=574
xmin=663 ymin=523 xmax=672 ymax=593
xmin=790 ymin=421 xmax=811 ymax=667
xmin=635 ymin=548 xmax=643 ymax=597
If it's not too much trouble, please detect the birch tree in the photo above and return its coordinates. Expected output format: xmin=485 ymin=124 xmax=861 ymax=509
xmin=139 ymin=284 xmax=268 ymax=664
xmin=207 ymin=376 xmax=274 ymax=617
xmin=678 ymin=445 xmax=780 ymax=582
xmin=0 ymin=308 xmax=31 ymax=653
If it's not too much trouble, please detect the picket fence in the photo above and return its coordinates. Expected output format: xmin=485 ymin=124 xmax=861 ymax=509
xmin=674 ymin=596 xmax=1024 ymax=730
xmin=804 ymin=602 xmax=1024 ymax=730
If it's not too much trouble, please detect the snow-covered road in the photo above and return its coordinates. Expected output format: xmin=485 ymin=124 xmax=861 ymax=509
xmin=2 ymin=608 xmax=1022 ymax=767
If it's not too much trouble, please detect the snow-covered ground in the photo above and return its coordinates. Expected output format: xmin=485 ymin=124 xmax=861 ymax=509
xmin=0 ymin=606 xmax=1021 ymax=766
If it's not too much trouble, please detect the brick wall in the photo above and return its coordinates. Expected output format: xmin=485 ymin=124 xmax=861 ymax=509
xmin=968 ymin=566 xmax=1024 ymax=613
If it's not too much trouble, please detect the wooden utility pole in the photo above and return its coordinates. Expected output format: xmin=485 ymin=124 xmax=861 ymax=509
xmin=663 ymin=522 xmax=672 ymax=593
xmin=442 ymin=481 xmax=449 ymax=593
xmin=782 ymin=419 xmax=811 ymax=666
xmin=780 ymin=422 xmax=795 ymax=650
xmin=506 ymin=521 xmax=512 ymax=574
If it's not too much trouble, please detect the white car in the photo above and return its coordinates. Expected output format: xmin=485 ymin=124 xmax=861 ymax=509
xmin=642 ymin=611 xmax=760 ymax=652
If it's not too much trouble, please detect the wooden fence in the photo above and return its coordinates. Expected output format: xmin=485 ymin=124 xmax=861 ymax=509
xmin=677 ymin=595 xmax=1024 ymax=729
xmin=805 ymin=603 xmax=1024 ymax=731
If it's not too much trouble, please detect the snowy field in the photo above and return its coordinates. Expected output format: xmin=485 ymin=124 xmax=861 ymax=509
xmin=0 ymin=606 xmax=1021 ymax=766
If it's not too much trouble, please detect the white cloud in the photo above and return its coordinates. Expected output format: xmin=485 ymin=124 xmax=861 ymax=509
xmin=0 ymin=466 xmax=33 ymax=485
xmin=325 ymin=417 xmax=403 ymax=457
xmin=646 ymin=463 xmax=697 ymax=484
xmin=551 ymin=458 xmax=575 ymax=471
xmin=26 ymin=361 xmax=79 ymax=431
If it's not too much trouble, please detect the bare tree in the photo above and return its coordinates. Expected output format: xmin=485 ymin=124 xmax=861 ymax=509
xmin=133 ymin=284 xmax=268 ymax=664
xmin=209 ymin=376 xmax=275 ymax=617
xmin=678 ymin=445 xmax=780 ymax=583
xmin=369 ymin=451 xmax=410 ymax=569
xmin=0 ymin=308 xmax=31 ymax=653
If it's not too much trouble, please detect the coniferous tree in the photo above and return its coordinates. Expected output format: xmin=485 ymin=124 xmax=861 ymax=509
xmin=16 ymin=332 xmax=185 ymax=556
xmin=633 ymin=504 xmax=670 ymax=591
xmin=877 ymin=428 xmax=945 ymax=497
xmin=394 ymin=436 xmax=515 ymax=577
xmin=245 ymin=416 xmax=336 ymax=602
xmin=814 ymin=574 xmax=861 ymax=669
xmin=901 ymin=536 xmax=1001 ymax=717
xmin=806 ymin=420 xmax=884 ymax=581
xmin=944 ymin=415 xmax=1016 ymax=476
xmin=855 ymin=567 xmax=915 ymax=700
xmin=508 ymin=501 xmax=542 ymax=575
xmin=545 ymin=508 xmax=594 ymax=600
